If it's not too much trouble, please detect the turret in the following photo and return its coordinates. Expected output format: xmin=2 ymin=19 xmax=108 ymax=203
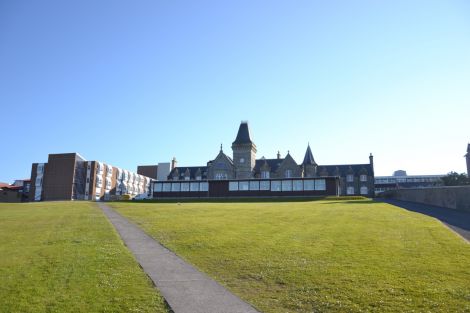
xmin=232 ymin=121 xmax=257 ymax=179
xmin=302 ymin=144 xmax=317 ymax=177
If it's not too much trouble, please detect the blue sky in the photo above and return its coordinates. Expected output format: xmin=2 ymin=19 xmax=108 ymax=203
xmin=1 ymin=0 xmax=469 ymax=183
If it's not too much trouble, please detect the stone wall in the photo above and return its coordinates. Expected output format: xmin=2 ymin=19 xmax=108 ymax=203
xmin=382 ymin=186 xmax=470 ymax=212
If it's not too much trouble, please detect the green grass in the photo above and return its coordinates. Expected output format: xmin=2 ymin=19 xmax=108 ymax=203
xmin=111 ymin=200 xmax=470 ymax=313
xmin=0 ymin=202 xmax=169 ymax=313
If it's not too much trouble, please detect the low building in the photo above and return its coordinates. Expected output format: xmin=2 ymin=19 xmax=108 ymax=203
xmin=30 ymin=153 xmax=153 ymax=201
xmin=375 ymin=172 xmax=444 ymax=195
xmin=164 ymin=121 xmax=375 ymax=197
xmin=0 ymin=181 xmax=30 ymax=203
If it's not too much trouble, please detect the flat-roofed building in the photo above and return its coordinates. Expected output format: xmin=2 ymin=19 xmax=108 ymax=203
xmin=30 ymin=153 xmax=153 ymax=201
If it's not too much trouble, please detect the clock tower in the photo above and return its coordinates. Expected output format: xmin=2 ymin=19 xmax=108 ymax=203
xmin=232 ymin=121 xmax=257 ymax=179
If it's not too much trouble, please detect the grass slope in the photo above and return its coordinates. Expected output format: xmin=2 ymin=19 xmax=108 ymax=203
xmin=0 ymin=202 xmax=168 ymax=313
xmin=112 ymin=200 xmax=470 ymax=313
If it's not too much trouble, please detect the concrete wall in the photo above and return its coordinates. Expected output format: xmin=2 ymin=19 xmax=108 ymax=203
xmin=383 ymin=186 xmax=470 ymax=212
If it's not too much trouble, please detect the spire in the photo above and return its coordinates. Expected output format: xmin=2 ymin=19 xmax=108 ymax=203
xmin=232 ymin=121 xmax=253 ymax=145
xmin=220 ymin=143 xmax=223 ymax=152
xmin=277 ymin=151 xmax=281 ymax=159
xmin=302 ymin=144 xmax=317 ymax=166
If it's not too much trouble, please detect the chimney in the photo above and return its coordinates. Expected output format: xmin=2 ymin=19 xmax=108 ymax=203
xmin=277 ymin=151 xmax=281 ymax=159
xmin=369 ymin=153 xmax=374 ymax=166
xmin=171 ymin=157 xmax=177 ymax=170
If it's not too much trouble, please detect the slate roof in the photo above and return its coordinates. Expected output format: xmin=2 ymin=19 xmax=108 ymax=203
xmin=302 ymin=145 xmax=317 ymax=166
xmin=232 ymin=122 xmax=253 ymax=145
xmin=168 ymin=166 xmax=208 ymax=180
xmin=253 ymin=158 xmax=284 ymax=174
xmin=316 ymin=164 xmax=373 ymax=177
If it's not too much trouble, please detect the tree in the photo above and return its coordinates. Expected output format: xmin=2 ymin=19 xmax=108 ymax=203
xmin=441 ymin=172 xmax=470 ymax=186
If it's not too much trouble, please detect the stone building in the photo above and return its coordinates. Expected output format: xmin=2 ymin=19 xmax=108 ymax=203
xmin=168 ymin=121 xmax=375 ymax=196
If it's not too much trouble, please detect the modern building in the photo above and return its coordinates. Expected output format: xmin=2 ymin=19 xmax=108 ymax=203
xmin=30 ymin=153 xmax=153 ymax=201
xmin=161 ymin=121 xmax=374 ymax=197
xmin=374 ymin=172 xmax=444 ymax=195
xmin=137 ymin=162 xmax=171 ymax=181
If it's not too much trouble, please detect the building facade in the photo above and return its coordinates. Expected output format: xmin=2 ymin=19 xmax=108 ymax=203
xmin=30 ymin=153 xmax=153 ymax=201
xmin=166 ymin=121 xmax=375 ymax=196
xmin=374 ymin=173 xmax=444 ymax=195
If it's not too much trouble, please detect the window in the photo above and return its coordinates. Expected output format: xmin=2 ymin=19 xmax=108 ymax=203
xmin=260 ymin=180 xmax=270 ymax=190
xmin=181 ymin=183 xmax=190 ymax=192
xmin=285 ymin=169 xmax=292 ymax=178
xmin=196 ymin=176 xmax=202 ymax=180
xmin=347 ymin=174 xmax=354 ymax=182
xmin=38 ymin=164 xmax=44 ymax=173
xmin=304 ymin=180 xmax=314 ymax=191
xmin=163 ymin=183 xmax=171 ymax=192
xmin=360 ymin=175 xmax=367 ymax=182
xmin=293 ymin=180 xmax=303 ymax=191
xmin=215 ymin=173 xmax=227 ymax=180
xmin=199 ymin=182 xmax=209 ymax=191
xmin=184 ymin=176 xmax=190 ymax=181
xmin=239 ymin=181 xmax=249 ymax=190
xmin=261 ymin=171 xmax=270 ymax=179
xmin=282 ymin=180 xmax=292 ymax=191
xmin=271 ymin=181 xmax=281 ymax=191
xmin=315 ymin=179 xmax=326 ymax=191
xmin=240 ymin=158 xmax=245 ymax=163
xmin=35 ymin=177 xmax=42 ymax=186
xmin=360 ymin=186 xmax=368 ymax=195
xmin=347 ymin=187 xmax=355 ymax=195
xmin=229 ymin=181 xmax=239 ymax=191
xmin=171 ymin=183 xmax=180 ymax=192
xmin=190 ymin=182 xmax=200 ymax=191
xmin=249 ymin=181 xmax=259 ymax=191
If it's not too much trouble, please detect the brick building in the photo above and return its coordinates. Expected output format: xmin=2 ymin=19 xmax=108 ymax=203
xmin=30 ymin=153 xmax=153 ymax=201
xmin=167 ymin=121 xmax=375 ymax=196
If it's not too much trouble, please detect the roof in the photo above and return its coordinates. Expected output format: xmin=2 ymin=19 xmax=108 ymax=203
xmin=232 ymin=122 xmax=253 ymax=145
xmin=253 ymin=158 xmax=284 ymax=174
xmin=168 ymin=166 xmax=208 ymax=180
xmin=316 ymin=164 xmax=373 ymax=176
xmin=302 ymin=145 xmax=317 ymax=166
xmin=0 ymin=182 xmax=11 ymax=188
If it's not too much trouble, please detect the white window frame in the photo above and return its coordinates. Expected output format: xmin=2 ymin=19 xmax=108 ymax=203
xmin=347 ymin=186 xmax=355 ymax=195
xmin=360 ymin=174 xmax=367 ymax=182
xmin=347 ymin=174 xmax=354 ymax=182
xmin=360 ymin=186 xmax=368 ymax=195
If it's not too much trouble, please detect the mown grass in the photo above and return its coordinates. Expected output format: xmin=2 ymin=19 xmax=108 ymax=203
xmin=0 ymin=202 xmax=169 ymax=313
xmin=111 ymin=199 xmax=470 ymax=313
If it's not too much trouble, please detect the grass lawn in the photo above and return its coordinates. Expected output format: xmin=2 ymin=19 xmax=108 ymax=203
xmin=0 ymin=202 xmax=169 ymax=313
xmin=111 ymin=199 xmax=470 ymax=313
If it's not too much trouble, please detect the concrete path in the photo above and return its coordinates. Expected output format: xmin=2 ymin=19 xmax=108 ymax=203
xmin=98 ymin=203 xmax=260 ymax=313
xmin=378 ymin=198 xmax=470 ymax=242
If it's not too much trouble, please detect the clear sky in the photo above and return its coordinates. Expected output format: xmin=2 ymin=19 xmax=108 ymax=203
xmin=1 ymin=0 xmax=469 ymax=183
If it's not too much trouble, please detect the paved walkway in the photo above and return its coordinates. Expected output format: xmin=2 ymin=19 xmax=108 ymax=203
xmin=378 ymin=198 xmax=470 ymax=242
xmin=98 ymin=203 xmax=260 ymax=313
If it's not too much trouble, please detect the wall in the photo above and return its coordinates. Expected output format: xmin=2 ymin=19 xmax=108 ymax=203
xmin=383 ymin=186 xmax=470 ymax=212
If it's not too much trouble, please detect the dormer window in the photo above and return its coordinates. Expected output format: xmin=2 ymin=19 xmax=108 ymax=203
xmin=347 ymin=174 xmax=354 ymax=182
xmin=261 ymin=171 xmax=270 ymax=179
xmin=285 ymin=169 xmax=292 ymax=178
